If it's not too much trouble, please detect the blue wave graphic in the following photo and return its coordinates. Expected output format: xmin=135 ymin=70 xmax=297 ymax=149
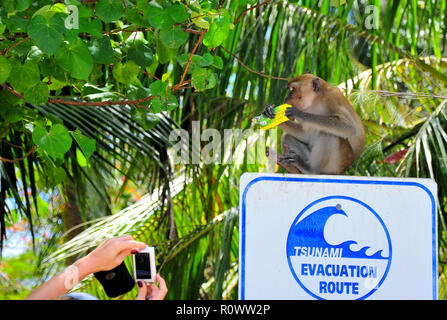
xmin=286 ymin=205 xmax=388 ymax=259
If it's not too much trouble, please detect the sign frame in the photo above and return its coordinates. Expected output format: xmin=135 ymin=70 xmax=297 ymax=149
xmin=239 ymin=173 xmax=438 ymax=300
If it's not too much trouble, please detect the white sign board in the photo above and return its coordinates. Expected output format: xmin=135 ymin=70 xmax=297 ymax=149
xmin=239 ymin=173 xmax=438 ymax=300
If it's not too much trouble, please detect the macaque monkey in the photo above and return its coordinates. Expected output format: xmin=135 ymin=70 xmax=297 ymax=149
xmin=262 ymin=74 xmax=365 ymax=174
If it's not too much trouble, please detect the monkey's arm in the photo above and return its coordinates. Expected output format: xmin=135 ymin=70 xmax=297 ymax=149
xmin=278 ymin=120 xmax=305 ymax=135
xmin=285 ymin=107 xmax=355 ymax=138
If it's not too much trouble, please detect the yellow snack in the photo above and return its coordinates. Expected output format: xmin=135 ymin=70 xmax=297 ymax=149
xmin=251 ymin=104 xmax=291 ymax=130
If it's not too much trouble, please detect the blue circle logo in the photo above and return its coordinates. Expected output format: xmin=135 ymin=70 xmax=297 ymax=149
xmin=286 ymin=196 xmax=392 ymax=300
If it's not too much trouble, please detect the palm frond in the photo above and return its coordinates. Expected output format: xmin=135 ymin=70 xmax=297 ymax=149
xmin=40 ymin=175 xmax=187 ymax=269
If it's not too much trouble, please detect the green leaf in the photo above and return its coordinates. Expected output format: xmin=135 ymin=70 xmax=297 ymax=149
xmin=128 ymin=43 xmax=154 ymax=67
xmin=144 ymin=6 xmax=174 ymax=29
xmin=40 ymin=57 xmax=69 ymax=82
xmin=2 ymin=0 xmax=16 ymax=13
xmin=76 ymin=148 xmax=88 ymax=167
xmin=8 ymin=61 xmax=40 ymax=93
xmin=5 ymin=14 xmax=29 ymax=33
xmin=55 ymin=38 xmax=93 ymax=80
xmin=88 ymin=35 xmax=116 ymax=64
xmin=0 ymin=103 xmax=24 ymax=123
xmin=160 ymin=26 xmax=188 ymax=49
xmin=130 ymin=107 xmax=160 ymax=130
xmin=78 ymin=4 xmax=94 ymax=18
xmin=32 ymin=124 xmax=73 ymax=160
xmin=42 ymin=163 xmax=67 ymax=188
xmin=64 ymin=28 xmax=80 ymax=44
xmin=176 ymin=53 xmax=202 ymax=73
xmin=43 ymin=76 xmax=66 ymax=90
xmin=191 ymin=68 xmax=216 ymax=91
xmin=23 ymin=82 xmax=49 ymax=105
xmin=149 ymin=80 xmax=168 ymax=96
xmin=203 ymin=16 xmax=231 ymax=48
xmin=16 ymin=0 xmax=31 ymax=11
xmin=166 ymin=4 xmax=189 ymax=23
xmin=125 ymin=7 xmax=148 ymax=26
xmin=5 ymin=209 xmax=20 ymax=226
xmin=191 ymin=11 xmax=209 ymax=29
xmin=79 ymin=18 xmax=103 ymax=38
xmin=112 ymin=61 xmax=139 ymax=85
xmin=148 ymin=80 xmax=178 ymax=113
xmin=95 ymin=0 xmax=124 ymax=23
xmin=127 ymin=84 xmax=151 ymax=106
xmin=150 ymin=94 xmax=178 ymax=113
xmin=176 ymin=52 xmax=222 ymax=73
xmin=0 ymin=55 xmax=12 ymax=83
xmin=212 ymin=55 xmax=223 ymax=69
xmin=2 ymin=0 xmax=31 ymax=12
xmin=32 ymin=4 xmax=68 ymax=20
xmin=28 ymin=14 xmax=66 ymax=54
xmin=123 ymin=28 xmax=148 ymax=45
xmin=71 ymin=129 xmax=96 ymax=161
xmin=200 ymin=53 xmax=214 ymax=67
xmin=155 ymin=38 xmax=178 ymax=64
xmin=36 ymin=195 xmax=49 ymax=218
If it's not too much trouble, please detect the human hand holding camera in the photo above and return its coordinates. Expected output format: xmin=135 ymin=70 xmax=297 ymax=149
xmin=135 ymin=274 xmax=168 ymax=300
xmin=88 ymin=236 xmax=167 ymax=300
xmin=26 ymin=235 xmax=168 ymax=300
xmin=81 ymin=235 xmax=148 ymax=274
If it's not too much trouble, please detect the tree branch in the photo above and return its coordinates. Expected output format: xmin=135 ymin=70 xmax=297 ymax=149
xmin=139 ymin=69 xmax=160 ymax=81
xmin=1 ymin=138 xmax=25 ymax=149
xmin=48 ymin=95 xmax=155 ymax=106
xmin=0 ymin=145 xmax=37 ymax=163
xmin=1 ymin=83 xmax=155 ymax=107
xmin=234 ymin=0 xmax=272 ymax=25
xmin=219 ymin=45 xmax=289 ymax=81
xmin=184 ymin=29 xmax=203 ymax=35
xmin=2 ymin=37 xmax=30 ymax=56
xmin=172 ymin=29 xmax=206 ymax=91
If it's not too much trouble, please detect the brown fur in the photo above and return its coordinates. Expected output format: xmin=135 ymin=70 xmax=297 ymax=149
xmin=272 ymin=74 xmax=364 ymax=174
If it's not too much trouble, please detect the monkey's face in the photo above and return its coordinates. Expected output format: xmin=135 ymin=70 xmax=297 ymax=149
xmin=284 ymin=80 xmax=317 ymax=110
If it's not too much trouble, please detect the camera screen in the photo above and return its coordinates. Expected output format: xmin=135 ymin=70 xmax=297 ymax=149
xmin=135 ymin=253 xmax=152 ymax=279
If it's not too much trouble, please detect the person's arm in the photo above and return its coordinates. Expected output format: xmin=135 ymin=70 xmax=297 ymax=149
xmin=26 ymin=235 xmax=147 ymax=300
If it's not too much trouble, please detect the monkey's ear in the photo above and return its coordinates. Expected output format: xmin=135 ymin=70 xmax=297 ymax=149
xmin=312 ymin=78 xmax=322 ymax=92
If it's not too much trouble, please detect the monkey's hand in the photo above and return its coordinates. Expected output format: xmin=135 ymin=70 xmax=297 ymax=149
xmin=285 ymin=107 xmax=301 ymax=121
xmin=261 ymin=104 xmax=276 ymax=119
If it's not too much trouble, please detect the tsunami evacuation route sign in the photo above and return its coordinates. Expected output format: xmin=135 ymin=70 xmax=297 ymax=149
xmin=239 ymin=173 xmax=438 ymax=300
xmin=286 ymin=196 xmax=392 ymax=299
